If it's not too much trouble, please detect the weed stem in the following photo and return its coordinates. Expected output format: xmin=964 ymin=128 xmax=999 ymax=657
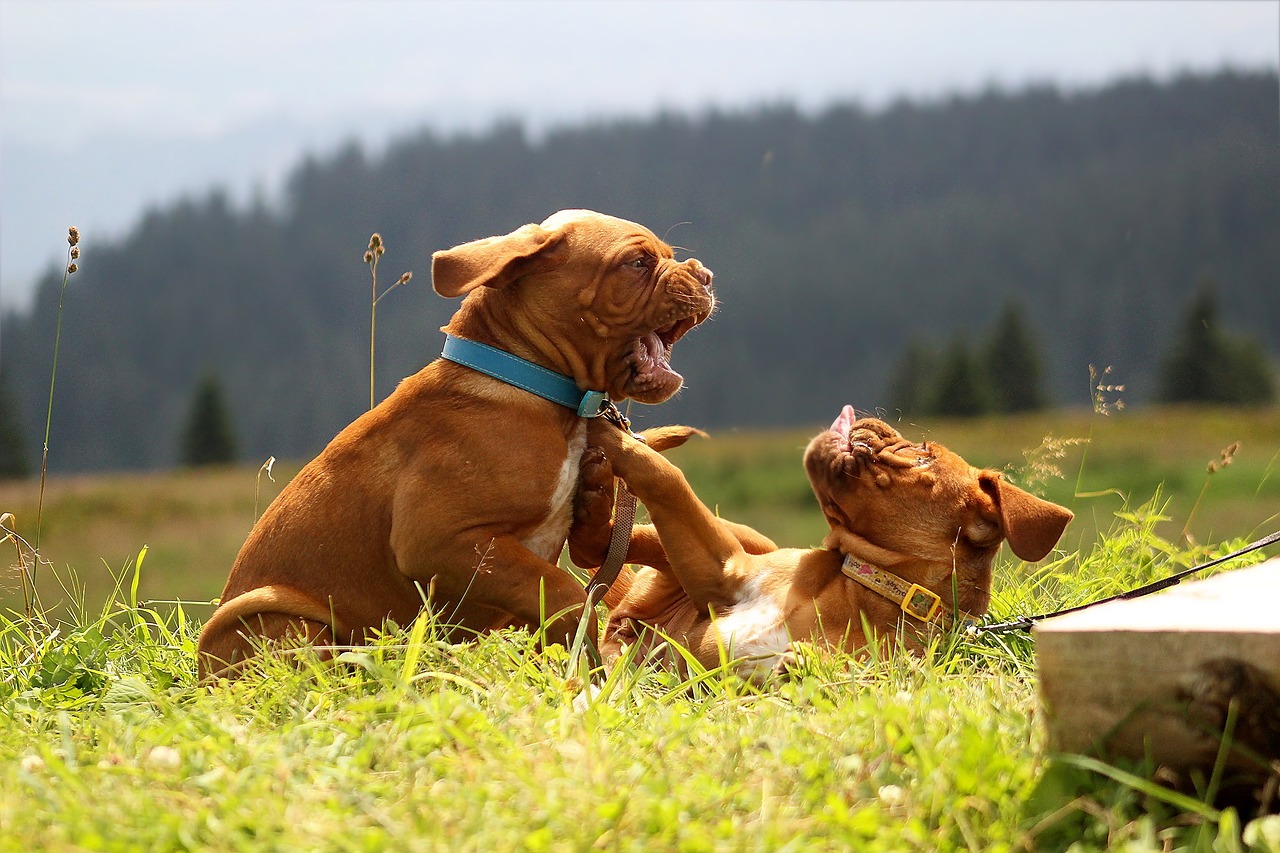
xmin=33 ymin=228 xmax=80 ymax=591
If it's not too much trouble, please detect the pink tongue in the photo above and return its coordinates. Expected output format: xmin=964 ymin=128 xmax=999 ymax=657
xmin=644 ymin=332 xmax=664 ymax=362
xmin=830 ymin=404 xmax=857 ymax=437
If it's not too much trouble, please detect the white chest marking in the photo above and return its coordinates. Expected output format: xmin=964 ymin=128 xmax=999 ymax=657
xmin=521 ymin=421 xmax=587 ymax=562
xmin=713 ymin=571 xmax=791 ymax=678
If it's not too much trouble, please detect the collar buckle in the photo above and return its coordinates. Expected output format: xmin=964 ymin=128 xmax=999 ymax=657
xmin=576 ymin=391 xmax=610 ymax=418
xmin=901 ymin=584 xmax=943 ymax=623
xmin=841 ymin=554 xmax=971 ymax=628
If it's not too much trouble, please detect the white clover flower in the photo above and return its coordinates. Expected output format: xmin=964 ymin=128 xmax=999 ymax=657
xmin=877 ymin=784 xmax=906 ymax=808
xmin=146 ymin=746 xmax=181 ymax=770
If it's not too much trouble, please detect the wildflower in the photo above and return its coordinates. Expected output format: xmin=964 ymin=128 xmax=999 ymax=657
xmin=364 ymin=250 xmax=374 ymax=264
xmin=66 ymin=263 xmax=78 ymax=275
xmin=146 ymin=745 xmax=181 ymax=769
xmin=70 ymin=246 xmax=79 ymax=260
xmin=67 ymin=226 xmax=80 ymax=247
xmin=877 ymin=784 xmax=906 ymax=807
xmin=396 ymin=271 xmax=412 ymax=286
xmin=836 ymin=754 xmax=865 ymax=775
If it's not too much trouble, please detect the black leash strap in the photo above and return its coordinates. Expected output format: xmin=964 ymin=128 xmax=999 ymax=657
xmin=978 ymin=528 xmax=1280 ymax=635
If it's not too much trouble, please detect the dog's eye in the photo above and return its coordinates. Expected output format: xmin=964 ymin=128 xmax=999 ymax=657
xmin=623 ymin=255 xmax=652 ymax=271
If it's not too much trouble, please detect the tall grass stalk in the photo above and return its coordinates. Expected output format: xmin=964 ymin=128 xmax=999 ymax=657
xmin=364 ymin=232 xmax=412 ymax=410
xmin=1181 ymin=441 xmax=1239 ymax=544
xmin=1074 ymin=364 xmax=1125 ymax=502
xmin=31 ymin=228 xmax=80 ymax=614
xmin=253 ymin=455 xmax=276 ymax=522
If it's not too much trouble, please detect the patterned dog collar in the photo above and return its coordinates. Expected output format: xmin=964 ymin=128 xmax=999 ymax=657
xmin=839 ymin=554 xmax=977 ymax=629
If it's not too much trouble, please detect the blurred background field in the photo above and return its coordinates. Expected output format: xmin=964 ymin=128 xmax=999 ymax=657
xmin=3 ymin=405 xmax=1275 ymax=620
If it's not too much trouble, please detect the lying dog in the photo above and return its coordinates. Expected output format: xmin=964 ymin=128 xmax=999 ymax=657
xmin=572 ymin=408 xmax=1073 ymax=676
xmin=197 ymin=210 xmax=715 ymax=679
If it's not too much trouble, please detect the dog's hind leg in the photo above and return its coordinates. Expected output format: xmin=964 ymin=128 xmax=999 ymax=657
xmin=590 ymin=425 xmax=754 ymax=610
xmin=574 ymin=424 xmax=778 ymax=573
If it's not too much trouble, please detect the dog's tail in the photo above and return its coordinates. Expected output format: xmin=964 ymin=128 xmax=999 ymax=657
xmin=197 ymin=584 xmax=350 ymax=681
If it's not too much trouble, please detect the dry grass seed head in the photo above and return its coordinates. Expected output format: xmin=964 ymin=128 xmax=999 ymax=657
xmin=1088 ymin=364 xmax=1126 ymax=416
xmin=1019 ymin=434 xmax=1090 ymax=490
xmin=1206 ymin=441 xmax=1240 ymax=475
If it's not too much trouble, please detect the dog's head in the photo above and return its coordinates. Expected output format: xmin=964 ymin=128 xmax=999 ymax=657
xmin=432 ymin=210 xmax=714 ymax=404
xmin=803 ymin=406 xmax=1073 ymax=614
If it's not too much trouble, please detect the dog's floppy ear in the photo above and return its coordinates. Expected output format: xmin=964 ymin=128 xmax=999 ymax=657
xmin=431 ymin=223 xmax=565 ymax=297
xmin=979 ymin=472 xmax=1073 ymax=562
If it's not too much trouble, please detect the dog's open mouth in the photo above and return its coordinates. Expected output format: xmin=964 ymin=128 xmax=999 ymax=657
xmin=628 ymin=313 xmax=705 ymax=401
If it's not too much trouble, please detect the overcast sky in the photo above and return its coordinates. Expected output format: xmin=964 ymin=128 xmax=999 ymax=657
xmin=2 ymin=0 xmax=1277 ymax=310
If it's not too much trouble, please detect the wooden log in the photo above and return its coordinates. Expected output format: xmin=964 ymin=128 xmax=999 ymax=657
xmin=1035 ymin=556 xmax=1280 ymax=771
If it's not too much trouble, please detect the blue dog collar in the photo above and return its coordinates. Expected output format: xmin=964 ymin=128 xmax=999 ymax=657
xmin=440 ymin=334 xmax=610 ymax=418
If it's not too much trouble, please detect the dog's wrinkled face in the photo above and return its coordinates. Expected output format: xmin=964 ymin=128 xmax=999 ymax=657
xmin=432 ymin=209 xmax=714 ymax=403
xmin=803 ymin=406 xmax=1072 ymax=613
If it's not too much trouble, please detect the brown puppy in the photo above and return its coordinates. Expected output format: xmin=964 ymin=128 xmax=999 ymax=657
xmin=197 ymin=210 xmax=715 ymax=679
xmin=574 ymin=408 xmax=1073 ymax=677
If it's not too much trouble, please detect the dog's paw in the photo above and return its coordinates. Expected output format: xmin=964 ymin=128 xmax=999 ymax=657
xmin=569 ymin=447 xmax=616 ymax=568
xmin=769 ymin=642 xmax=823 ymax=681
xmin=770 ymin=648 xmax=801 ymax=679
xmin=578 ymin=445 xmax=614 ymax=493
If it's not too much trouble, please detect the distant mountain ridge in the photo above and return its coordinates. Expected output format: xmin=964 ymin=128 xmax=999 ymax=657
xmin=2 ymin=70 xmax=1276 ymax=472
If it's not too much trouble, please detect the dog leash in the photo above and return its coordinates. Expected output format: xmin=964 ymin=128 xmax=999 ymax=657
xmin=440 ymin=334 xmax=639 ymax=600
xmin=977 ymin=528 xmax=1280 ymax=634
xmin=586 ymin=402 xmax=645 ymax=605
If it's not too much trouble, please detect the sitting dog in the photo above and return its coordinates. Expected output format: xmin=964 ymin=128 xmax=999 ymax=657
xmin=197 ymin=210 xmax=715 ymax=679
xmin=572 ymin=407 xmax=1073 ymax=676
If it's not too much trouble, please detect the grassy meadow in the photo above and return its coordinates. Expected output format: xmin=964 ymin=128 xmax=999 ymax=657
xmin=1 ymin=405 xmax=1279 ymax=850
xmin=3 ymin=406 xmax=1278 ymax=619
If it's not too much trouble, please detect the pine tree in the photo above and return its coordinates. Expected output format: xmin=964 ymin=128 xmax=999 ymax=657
xmin=180 ymin=371 xmax=239 ymax=467
xmin=1158 ymin=280 xmax=1277 ymax=405
xmin=985 ymin=300 xmax=1048 ymax=412
xmin=1218 ymin=337 xmax=1277 ymax=405
xmin=932 ymin=336 xmax=995 ymax=418
xmin=0 ymin=368 xmax=30 ymax=479
xmin=885 ymin=339 xmax=937 ymax=417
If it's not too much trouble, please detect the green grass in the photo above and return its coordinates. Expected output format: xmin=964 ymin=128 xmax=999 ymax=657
xmin=0 ymin=514 xmax=1276 ymax=851
xmin=1 ymin=406 xmax=1279 ymax=850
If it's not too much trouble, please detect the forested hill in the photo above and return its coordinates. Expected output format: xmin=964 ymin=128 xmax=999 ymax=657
xmin=2 ymin=70 xmax=1277 ymax=473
